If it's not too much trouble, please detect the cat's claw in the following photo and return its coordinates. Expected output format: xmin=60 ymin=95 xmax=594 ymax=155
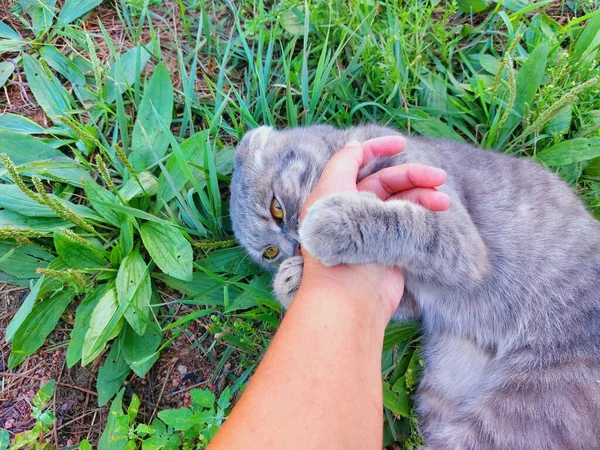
xmin=273 ymin=256 xmax=304 ymax=309
xmin=299 ymin=192 xmax=377 ymax=267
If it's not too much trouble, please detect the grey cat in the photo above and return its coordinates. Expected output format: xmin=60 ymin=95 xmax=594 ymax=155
xmin=229 ymin=124 xmax=600 ymax=450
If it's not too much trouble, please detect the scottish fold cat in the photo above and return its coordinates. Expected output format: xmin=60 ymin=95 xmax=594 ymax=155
xmin=229 ymin=124 xmax=600 ymax=450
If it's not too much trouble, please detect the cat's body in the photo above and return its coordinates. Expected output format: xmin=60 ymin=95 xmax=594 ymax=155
xmin=229 ymin=124 xmax=600 ymax=450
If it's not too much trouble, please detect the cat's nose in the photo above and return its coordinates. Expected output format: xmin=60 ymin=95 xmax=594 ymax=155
xmin=294 ymin=242 xmax=302 ymax=256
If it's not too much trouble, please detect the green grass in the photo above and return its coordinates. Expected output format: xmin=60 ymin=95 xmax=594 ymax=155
xmin=1 ymin=0 xmax=599 ymax=448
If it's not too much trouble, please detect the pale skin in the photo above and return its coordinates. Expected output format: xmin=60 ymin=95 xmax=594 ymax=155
xmin=208 ymin=137 xmax=449 ymax=450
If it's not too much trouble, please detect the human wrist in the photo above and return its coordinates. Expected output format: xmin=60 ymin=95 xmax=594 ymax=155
xmin=295 ymin=273 xmax=391 ymax=331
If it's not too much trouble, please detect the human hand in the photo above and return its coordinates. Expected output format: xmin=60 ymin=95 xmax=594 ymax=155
xmin=297 ymin=136 xmax=449 ymax=323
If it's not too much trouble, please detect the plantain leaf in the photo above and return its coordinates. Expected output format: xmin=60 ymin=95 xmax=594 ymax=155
xmin=0 ymin=131 xmax=91 ymax=186
xmin=8 ymin=289 xmax=75 ymax=368
xmin=0 ymin=21 xmax=25 ymax=53
xmin=118 ymin=171 xmax=158 ymax=201
xmin=0 ymin=185 xmax=99 ymax=219
xmin=22 ymin=0 xmax=56 ymax=37
xmin=82 ymin=285 xmax=125 ymax=366
xmin=0 ymin=61 xmax=15 ymax=89
xmin=83 ymin=180 xmax=121 ymax=226
xmin=140 ymin=221 xmax=193 ymax=281
xmin=116 ymin=247 xmax=151 ymax=335
xmin=383 ymin=321 xmax=421 ymax=352
xmin=122 ymin=320 xmax=162 ymax=377
xmin=66 ymin=285 xmax=105 ymax=367
xmin=54 ymin=231 xmax=108 ymax=269
xmin=536 ymin=138 xmax=600 ymax=166
xmin=382 ymin=380 xmax=410 ymax=418
xmin=58 ymin=0 xmax=103 ymax=24
xmin=0 ymin=241 xmax=53 ymax=281
xmin=103 ymin=44 xmax=152 ymax=105
xmin=39 ymin=45 xmax=86 ymax=86
xmin=0 ymin=113 xmax=45 ymax=134
xmin=156 ymin=131 xmax=209 ymax=204
xmin=130 ymin=63 xmax=174 ymax=172
xmin=0 ymin=209 xmax=69 ymax=230
xmin=456 ymin=0 xmax=490 ymax=13
xmin=5 ymin=276 xmax=44 ymax=342
xmin=22 ymin=54 xmax=73 ymax=124
xmin=97 ymin=340 xmax=131 ymax=407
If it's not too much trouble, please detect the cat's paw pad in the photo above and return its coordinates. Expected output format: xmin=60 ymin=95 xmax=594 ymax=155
xmin=299 ymin=193 xmax=375 ymax=266
xmin=273 ymin=256 xmax=304 ymax=309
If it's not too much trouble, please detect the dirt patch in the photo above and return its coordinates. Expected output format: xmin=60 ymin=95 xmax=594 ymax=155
xmin=0 ymin=285 xmax=228 ymax=446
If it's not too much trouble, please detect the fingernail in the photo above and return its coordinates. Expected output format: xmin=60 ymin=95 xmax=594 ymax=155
xmin=433 ymin=168 xmax=447 ymax=178
xmin=344 ymin=139 xmax=361 ymax=148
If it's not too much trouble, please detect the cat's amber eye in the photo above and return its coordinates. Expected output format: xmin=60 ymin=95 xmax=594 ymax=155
xmin=263 ymin=245 xmax=279 ymax=260
xmin=270 ymin=197 xmax=284 ymax=220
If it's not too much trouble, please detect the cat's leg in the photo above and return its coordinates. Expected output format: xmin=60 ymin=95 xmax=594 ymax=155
xmin=273 ymin=256 xmax=304 ymax=309
xmin=299 ymin=191 xmax=490 ymax=288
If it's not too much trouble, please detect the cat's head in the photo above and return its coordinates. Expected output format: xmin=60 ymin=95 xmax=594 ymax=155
xmin=230 ymin=125 xmax=341 ymax=271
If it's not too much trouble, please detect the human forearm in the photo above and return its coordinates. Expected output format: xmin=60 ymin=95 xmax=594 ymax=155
xmin=208 ymin=280 xmax=387 ymax=450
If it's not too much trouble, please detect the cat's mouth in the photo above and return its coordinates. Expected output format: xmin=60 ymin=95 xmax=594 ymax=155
xmin=295 ymin=243 xmax=302 ymax=257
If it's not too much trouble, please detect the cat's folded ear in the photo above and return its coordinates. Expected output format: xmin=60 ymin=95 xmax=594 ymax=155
xmin=235 ymin=126 xmax=273 ymax=166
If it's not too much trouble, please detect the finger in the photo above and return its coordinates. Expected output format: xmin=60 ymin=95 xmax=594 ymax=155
xmin=357 ymin=163 xmax=447 ymax=200
xmin=389 ymin=188 xmax=451 ymax=211
xmin=315 ymin=136 xmax=407 ymax=194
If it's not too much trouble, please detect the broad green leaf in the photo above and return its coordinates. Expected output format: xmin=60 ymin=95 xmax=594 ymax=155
xmin=58 ymin=0 xmax=103 ymax=24
xmin=83 ymin=180 xmax=121 ymax=226
xmin=0 ymin=241 xmax=53 ymax=280
xmin=97 ymin=341 xmax=131 ymax=406
xmin=191 ymin=389 xmax=215 ymax=409
xmin=478 ymin=54 xmax=502 ymax=75
xmin=217 ymin=386 xmax=232 ymax=410
xmin=79 ymin=440 xmax=92 ymax=450
xmin=199 ymin=247 xmax=261 ymax=276
xmin=536 ymin=138 xmax=600 ymax=166
xmin=410 ymin=118 xmax=464 ymax=142
xmin=157 ymin=131 xmax=208 ymax=203
xmin=82 ymin=286 xmax=125 ymax=366
xmin=456 ymin=0 xmax=490 ymax=13
xmin=0 ymin=21 xmax=25 ymax=53
xmin=119 ymin=171 xmax=158 ymax=201
xmin=103 ymin=44 xmax=152 ymax=104
xmin=279 ymin=9 xmax=303 ymax=35
xmin=157 ymin=408 xmax=195 ymax=431
xmin=382 ymin=380 xmax=410 ymax=418
xmin=0 ymin=209 xmax=68 ymax=233
xmin=122 ymin=321 xmax=162 ymax=377
xmin=0 ymin=131 xmax=91 ymax=186
xmin=98 ymin=389 xmax=127 ymax=450
xmin=66 ymin=285 xmax=105 ymax=367
xmin=0 ymin=430 xmax=9 ymax=450
xmin=155 ymin=272 xmax=224 ymax=302
xmin=140 ymin=221 xmax=193 ymax=281
xmin=0 ymin=61 xmax=15 ymax=89
xmin=0 ymin=113 xmax=45 ymax=133
xmin=419 ymin=72 xmax=447 ymax=114
xmin=22 ymin=0 xmax=56 ymax=37
xmin=383 ymin=321 xmax=421 ymax=351
xmin=503 ymin=43 xmax=549 ymax=134
xmin=5 ymin=276 xmax=44 ymax=341
xmin=543 ymin=104 xmax=572 ymax=135
xmin=0 ymin=185 xmax=99 ymax=219
xmin=130 ymin=63 xmax=174 ymax=172
xmin=22 ymin=54 xmax=73 ymax=124
xmin=8 ymin=289 xmax=74 ymax=368
xmin=54 ymin=231 xmax=108 ymax=269
xmin=39 ymin=45 xmax=86 ymax=85
xmin=32 ymin=380 xmax=56 ymax=408
xmin=116 ymin=247 xmax=152 ymax=335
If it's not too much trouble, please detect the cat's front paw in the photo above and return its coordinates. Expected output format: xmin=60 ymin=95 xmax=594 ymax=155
xmin=273 ymin=256 xmax=304 ymax=309
xmin=299 ymin=192 xmax=377 ymax=266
